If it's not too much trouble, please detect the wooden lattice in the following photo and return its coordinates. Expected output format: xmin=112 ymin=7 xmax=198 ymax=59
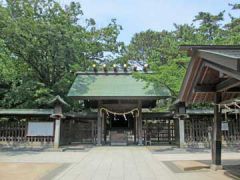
xmin=143 ymin=119 xmax=175 ymax=145
xmin=184 ymin=115 xmax=240 ymax=147
xmin=0 ymin=121 xmax=54 ymax=143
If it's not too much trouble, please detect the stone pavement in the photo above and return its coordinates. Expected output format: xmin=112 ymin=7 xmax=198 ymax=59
xmin=0 ymin=146 xmax=239 ymax=180
xmin=0 ymin=162 xmax=62 ymax=180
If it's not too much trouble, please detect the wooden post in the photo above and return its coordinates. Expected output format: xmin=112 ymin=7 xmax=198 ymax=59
xmin=168 ymin=120 xmax=171 ymax=144
xmin=97 ymin=101 xmax=102 ymax=146
xmin=92 ymin=120 xmax=95 ymax=144
xmin=174 ymin=119 xmax=180 ymax=146
xmin=134 ymin=114 xmax=137 ymax=144
xmin=103 ymin=112 xmax=107 ymax=144
xmin=138 ymin=101 xmax=143 ymax=145
xmin=211 ymin=92 xmax=222 ymax=170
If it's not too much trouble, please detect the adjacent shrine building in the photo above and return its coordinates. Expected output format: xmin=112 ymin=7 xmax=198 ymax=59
xmin=176 ymin=45 xmax=240 ymax=169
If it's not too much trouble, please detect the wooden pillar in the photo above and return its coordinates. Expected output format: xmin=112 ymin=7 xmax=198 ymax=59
xmin=97 ymin=102 xmax=102 ymax=146
xmin=103 ymin=112 xmax=107 ymax=144
xmin=211 ymin=92 xmax=222 ymax=170
xmin=134 ymin=114 xmax=137 ymax=144
xmin=138 ymin=101 xmax=143 ymax=145
xmin=168 ymin=120 xmax=171 ymax=144
xmin=92 ymin=120 xmax=95 ymax=144
xmin=54 ymin=119 xmax=61 ymax=148
xmin=174 ymin=119 xmax=180 ymax=146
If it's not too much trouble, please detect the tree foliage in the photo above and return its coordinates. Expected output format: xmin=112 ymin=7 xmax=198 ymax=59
xmin=0 ymin=1 xmax=240 ymax=111
xmin=123 ymin=4 xmax=240 ymax=110
xmin=0 ymin=0 xmax=124 ymax=108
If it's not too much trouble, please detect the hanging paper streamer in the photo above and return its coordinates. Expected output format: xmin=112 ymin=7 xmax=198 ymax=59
xmin=123 ymin=114 xmax=127 ymax=121
xmin=100 ymin=107 xmax=139 ymax=118
xmin=217 ymin=100 xmax=240 ymax=121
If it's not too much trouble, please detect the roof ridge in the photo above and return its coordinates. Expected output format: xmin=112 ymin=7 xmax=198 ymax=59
xmin=75 ymin=71 xmax=154 ymax=75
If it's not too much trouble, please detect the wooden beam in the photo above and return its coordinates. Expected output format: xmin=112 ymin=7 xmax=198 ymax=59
xmin=186 ymin=60 xmax=206 ymax=103
xmin=199 ymin=50 xmax=239 ymax=71
xmin=179 ymin=53 xmax=202 ymax=102
xmin=216 ymin=78 xmax=240 ymax=92
xmin=200 ymin=66 xmax=209 ymax=84
xmin=204 ymin=60 xmax=240 ymax=81
xmin=194 ymin=85 xmax=216 ymax=93
xmin=194 ymin=85 xmax=240 ymax=93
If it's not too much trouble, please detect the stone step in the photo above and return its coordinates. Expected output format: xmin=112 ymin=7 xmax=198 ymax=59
xmin=110 ymin=131 xmax=127 ymax=145
xmin=111 ymin=142 xmax=127 ymax=146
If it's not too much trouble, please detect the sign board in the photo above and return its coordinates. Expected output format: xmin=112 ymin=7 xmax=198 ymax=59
xmin=27 ymin=122 xmax=54 ymax=136
xmin=221 ymin=122 xmax=229 ymax=131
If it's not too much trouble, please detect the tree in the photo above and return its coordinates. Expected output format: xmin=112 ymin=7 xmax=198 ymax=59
xmin=223 ymin=3 xmax=240 ymax=44
xmin=0 ymin=0 xmax=124 ymax=108
xmin=193 ymin=11 xmax=225 ymax=41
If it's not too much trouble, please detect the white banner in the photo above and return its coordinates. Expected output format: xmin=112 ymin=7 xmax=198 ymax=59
xmin=27 ymin=122 xmax=54 ymax=136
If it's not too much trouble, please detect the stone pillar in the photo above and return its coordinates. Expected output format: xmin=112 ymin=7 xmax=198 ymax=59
xmin=175 ymin=102 xmax=186 ymax=148
xmin=97 ymin=106 xmax=102 ymax=146
xmin=179 ymin=119 xmax=185 ymax=148
xmin=50 ymin=95 xmax=69 ymax=148
xmin=211 ymin=92 xmax=222 ymax=170
xmin=138 ymin=101 xmax=143 ymax=145
xmin=54 ymin=119 xmax=61 ymax=148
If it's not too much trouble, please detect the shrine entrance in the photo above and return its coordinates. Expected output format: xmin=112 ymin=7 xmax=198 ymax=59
xmin=67 ymin=71 xmax=171 ymax=146
xmin=101 ymin=108 xmax=138 ymax=145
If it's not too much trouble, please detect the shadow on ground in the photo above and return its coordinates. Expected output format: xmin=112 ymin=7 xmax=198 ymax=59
xmin=0 ymin=144 xmax=60 ymax=156
xmin=223 ymin=164 xmax=240 ymax=179
xmin=199 ymin=160 xmax=240 ymax=179
xmin=148 ymin=145 xmax=240 ymax=154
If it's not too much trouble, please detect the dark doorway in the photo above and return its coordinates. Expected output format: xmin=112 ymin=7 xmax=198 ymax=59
xmin=104 ymin=112 xmax=135 ymax=145
xmin=108 ymin=113 xmax=134 ymax=129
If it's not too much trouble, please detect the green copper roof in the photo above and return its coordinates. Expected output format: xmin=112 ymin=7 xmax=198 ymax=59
xmin=49 ymin=95 xmax=69 ymax=107
xmin=68 ymin=73 xmax=171 ymax=99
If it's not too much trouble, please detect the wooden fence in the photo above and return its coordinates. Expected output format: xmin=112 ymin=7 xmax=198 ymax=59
xmin=143 ymin=120 xmax=175 ymax=145
xmin=0 ymin=120 xmax=54 ymax=145
xmin=61 ymin=120 xmax=95 ymax=145
xmin=184 ymin=116 xmax=240 ymax=147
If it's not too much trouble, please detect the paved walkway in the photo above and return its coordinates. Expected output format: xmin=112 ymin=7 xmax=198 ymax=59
xmin=0 ymin=146 xmax=239 ymax=180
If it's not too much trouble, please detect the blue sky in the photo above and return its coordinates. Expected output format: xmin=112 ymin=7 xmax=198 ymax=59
xmin=59 ymin=0 xmax=239 ymax=44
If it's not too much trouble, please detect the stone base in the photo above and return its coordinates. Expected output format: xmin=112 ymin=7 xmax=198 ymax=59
xmin=179 ymin=143 xmax=186 ymax=148
xmin=54 ymin=145 xmax=59 ymax=149
xmin=174 ymin=160 xmax=209 ymax=171
xmin=111 ymin=142 xmax=127 ymax=146
xmin=210 ymin=164 xmax=223 ymax=171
